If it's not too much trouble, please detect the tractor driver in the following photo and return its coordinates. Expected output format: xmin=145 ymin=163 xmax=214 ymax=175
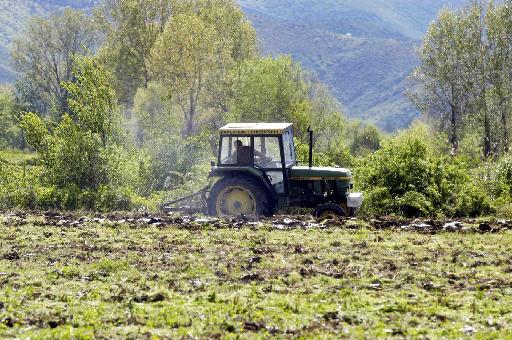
xmin=233 ymin=140 xmax=271 ymax=164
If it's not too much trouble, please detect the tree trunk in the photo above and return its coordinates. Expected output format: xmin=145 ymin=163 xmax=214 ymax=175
xmin=186 ymin=92 xmax=195 ymax=137
xmin=450 ymin=104 xmax=459 ymax=155
xmin=142 ymin=64 xmax=150 ymax=89
xmin=501 ymin=102 xmax=510 ymax=153
xmin=483 ymin=108 xmax=492 ymax=158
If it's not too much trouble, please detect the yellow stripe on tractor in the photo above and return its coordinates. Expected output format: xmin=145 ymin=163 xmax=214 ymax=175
xmin=220 ymin=129 xmax=283 ymax=135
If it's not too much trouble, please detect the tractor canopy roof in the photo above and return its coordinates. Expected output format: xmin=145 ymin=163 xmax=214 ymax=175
xmin=220 ymin=123 xmax=293 ymax=135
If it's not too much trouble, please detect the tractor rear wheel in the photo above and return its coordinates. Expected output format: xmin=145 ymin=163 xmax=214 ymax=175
xmin=208 ymin=177 xmax=272 ymax=217
xmin=314 ymin=203 xmax=349 ymax=219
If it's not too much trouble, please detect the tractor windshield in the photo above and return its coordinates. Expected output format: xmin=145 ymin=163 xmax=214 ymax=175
xmin=219 ymin=136 xmax=283 ymax=169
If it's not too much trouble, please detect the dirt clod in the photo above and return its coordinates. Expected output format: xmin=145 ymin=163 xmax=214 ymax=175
xmin=48 ymin=320 xmax=61 ymax=328
xmin=1 ymin=317 xmax=15 ymax=328
xmin=299 ymin=267 xmax=310 ymax=277
xmin=249 ymin=256 xmax=261 ymax=264
xmin=2 ymin=250 xmax=20 ymax=260
xmin=241 ymin=273 xmax=264 ymax=282
xmin=323 ymin=311 xmax=339 ymax=321
xmin=294 ymin=245 xmax=307 ymax=254
xmin=134 ymin=292 xmax=166 ymax=303
xmin=479 ymin=223 xmax=493 ymax=232
xmin=302 ymin=258 xmax=314 ymax=265
xmin=244 ymin=321 xmax=266 ymax=331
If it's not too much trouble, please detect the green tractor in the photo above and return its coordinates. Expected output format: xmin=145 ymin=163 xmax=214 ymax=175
xmin=206 ymin=123 xmax=362 ymax=217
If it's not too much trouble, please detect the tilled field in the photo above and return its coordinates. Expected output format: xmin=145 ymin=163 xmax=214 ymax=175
xmin=1 ymin=212 xmax=511 ymax=338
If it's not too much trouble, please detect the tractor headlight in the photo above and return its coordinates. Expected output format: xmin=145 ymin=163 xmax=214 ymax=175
xmin=347 ymin=192 xmax=363 ymax=208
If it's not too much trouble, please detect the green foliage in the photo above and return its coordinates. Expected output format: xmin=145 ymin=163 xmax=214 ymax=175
xmin=10 ymin=8 xmax=97 ymax=117
xmin=132 ymin=82 xmax=212 ymax=194
xmin=19 ymin=112 xmax=49 ymax=154
xmin=62 ymin=56 xmax=121 ymax=146
xmin=1 ymin=0 xmax=510 ymax=219
xmin=295 ymin=138 xmax=353 ymax=168
xmin=150 ymin=0 xmax=257 ymax=136
xmin=348 ymin=122 xmax=381 ymax=156
xmin=481 ymin=153 xmax=512 ymax=206
xmin=356 ymin=131 xmax=492 ymax=217
xmin=1 ymin=0 xmax=475 ymax=134
xmin=228 ymin=56 xmax=311 ymax=136
xmin=22 ymin=112 xmax=107 ymax=190
xmin=133 ymin=82 xmax=179 ymax=145
xmin=15 ymin=56 xmax=150 ymax=210
xmin=413 ymin=1 xmax=512 ymax=157
xmin=95 ymin=0 xmax=174 ymax=104
xmin=20 ymin=57 xmax=121 ymax=191
xmin=0 ymin=85 xmax=21 ymax=148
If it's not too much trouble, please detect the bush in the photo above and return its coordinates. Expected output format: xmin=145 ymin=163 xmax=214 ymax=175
xmin=0 ymin=86 xmax=22 ymax=149
xmin=295 ymin=139 xmax=354 ymax=167
xmin=496 ymin=203 xmax=512 ymax=219
xmin=355 ymin=134 xmax=492 ymax=217
xmin=12 ymin=56 xmax=150 ymax=211
xmin=481 ymin=154 xmax=512 ymax=205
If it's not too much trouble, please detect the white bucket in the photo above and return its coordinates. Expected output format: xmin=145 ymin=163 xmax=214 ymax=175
xmin=347 ymin=192 xmax=363 ymax=208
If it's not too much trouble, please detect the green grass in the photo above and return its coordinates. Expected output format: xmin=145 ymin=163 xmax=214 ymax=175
xmin=1 ymin=215 xmax=511 ymax=338
xmin=0 ymin=149 xmax=37 ymax=165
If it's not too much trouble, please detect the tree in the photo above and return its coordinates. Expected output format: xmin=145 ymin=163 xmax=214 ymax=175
xmin=309 ymin=82 xmax=346 ymax=150
xmin=133 ymin=81 xmax=179 ymax=145
xmin=349 ymin=122 xmax=381 ymax=156
xmin=21 ymin=56 xmax=120 ymax=190
xmin=150 ymin=0 xmax=256 ymax=137
xmin=62 ymin=56 xmax=120 ymax=147
xmin=486 ymin=0 xmax=512 ymax=153
xmin=412 ymin=1 xmax=512 ymax=158
xmin=11 ymin=9 xmax=97 ymax=118
xmin=228 ymin=56 xmax=311 ymax=138
xmin=0 ymin=86 xmax=22 ymax=149
xmin=95 ymin=0 xmax=175 ymax=104
xmin=411 ymin=9 xmax=477 ymax=155
xmin=463 ymin=3 xmax=494 ymax=158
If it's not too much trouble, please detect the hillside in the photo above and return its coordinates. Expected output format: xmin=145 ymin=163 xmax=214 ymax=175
xmin=0 ymin=0 xmax=467 ymax=131
xmin=0 ymin=0 xmax=95 ymax=82
xmin=240 ymin=0 xmax=467 ymax=131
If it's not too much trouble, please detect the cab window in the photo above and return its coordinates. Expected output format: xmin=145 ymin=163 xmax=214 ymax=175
xmin=219 ymin=136 xmax=251 ymax=165
xmin=254 ymin=137 xmax=282 ymax=168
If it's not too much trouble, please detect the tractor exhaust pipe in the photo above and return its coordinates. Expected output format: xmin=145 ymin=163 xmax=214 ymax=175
xmin=307 ymin=126 xmax=313 ymax=168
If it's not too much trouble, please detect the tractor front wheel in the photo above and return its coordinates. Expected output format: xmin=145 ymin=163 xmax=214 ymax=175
xmin=314 ymin=203 xmax=350 ymax=219
xmin=208 ymin=177 xmax=272 ymax=217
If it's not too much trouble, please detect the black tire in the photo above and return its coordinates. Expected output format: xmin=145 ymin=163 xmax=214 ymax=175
xmin=208 ymin=177 xmax=273 ymax=217
xmin=314 ymin=203 xmax=348 ymax=219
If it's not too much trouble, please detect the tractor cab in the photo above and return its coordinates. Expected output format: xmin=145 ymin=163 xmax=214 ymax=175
xmin=209 ymin=123 xmax=362 ymax=217
xmin=217 ymin=123 xmax=295 ymax=194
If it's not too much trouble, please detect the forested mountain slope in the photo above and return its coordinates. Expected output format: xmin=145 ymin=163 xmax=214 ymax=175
xmin=0 ymin=0 xmax=466 ymax=131
xmin=240 ymin=0 xmax=466 ymax=131
xmin=0 ymin=0 xmax=95 ymax=82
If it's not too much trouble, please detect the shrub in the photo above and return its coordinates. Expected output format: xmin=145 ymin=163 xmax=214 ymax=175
xmin=482 ymin=154 xmax=512 ymax=205
xmin=356 ymin=134 xmax=492 ymax=217
xmin=15 ymin=56 xmax=145 ymax=211
xmin=496 ymin=203 xmax=512 ymax=219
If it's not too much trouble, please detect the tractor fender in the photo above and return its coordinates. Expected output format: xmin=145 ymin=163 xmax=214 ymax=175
xmin=209 ymin=167 xmax=277 ymax=204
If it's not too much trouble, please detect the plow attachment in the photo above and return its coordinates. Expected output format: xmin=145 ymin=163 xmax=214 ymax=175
xmin=160 ymin=186 xmax=210 ymax=214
